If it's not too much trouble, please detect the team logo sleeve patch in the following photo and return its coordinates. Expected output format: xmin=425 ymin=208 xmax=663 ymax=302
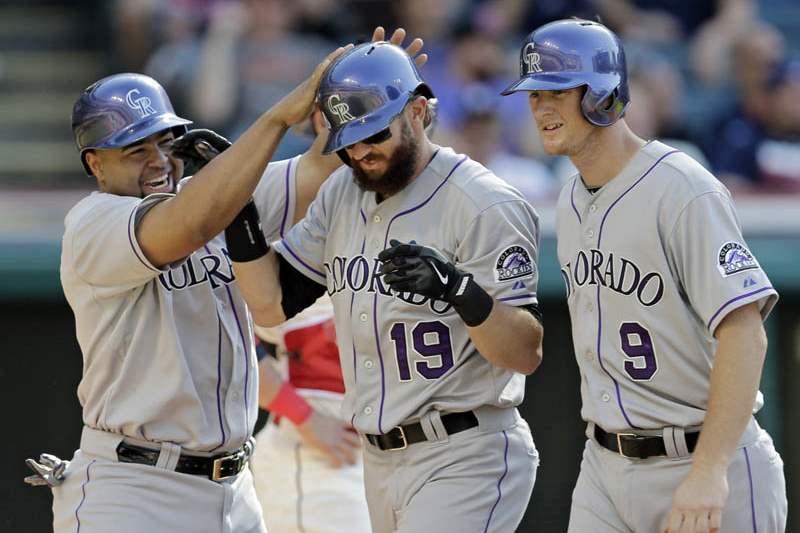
xmin=717 ymin=242 xmax=759 ymax=277
xmin=494 ymin=245 xmax=535 ymax=282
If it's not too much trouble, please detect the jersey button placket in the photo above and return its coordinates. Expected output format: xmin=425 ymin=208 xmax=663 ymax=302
xmin=364 ymin=360 xmax=374 ymax=369
xmin=363 ymin=406 xmax=373 ymax=415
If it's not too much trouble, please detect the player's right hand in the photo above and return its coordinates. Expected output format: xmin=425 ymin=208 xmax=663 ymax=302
xmin=171 ymin=128 xmax=232 ymax=175
xmin=269 ymin=45 xmax=353 ymax=129
xmin=295 ymin=411 xmax=361 ymax=468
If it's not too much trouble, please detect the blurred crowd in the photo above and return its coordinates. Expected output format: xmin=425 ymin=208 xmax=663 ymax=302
xmin=108 ymin=0 xmax=800 ymax=198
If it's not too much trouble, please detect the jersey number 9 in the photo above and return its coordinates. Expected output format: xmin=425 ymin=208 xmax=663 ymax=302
xmin=619 ymin=322 xmax=658 ymax=381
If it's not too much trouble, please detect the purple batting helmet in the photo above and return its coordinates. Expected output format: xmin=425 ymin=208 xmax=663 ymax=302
xmin=501 ymin=19 xmax=630 ymax=127
xmin=71 ymin=73 xmax=192 ymax=175
xmin=318 ymin=42 xmax=434 ymax=154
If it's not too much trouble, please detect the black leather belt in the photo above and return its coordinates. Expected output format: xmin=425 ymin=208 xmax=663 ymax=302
xmin=365 ymin=411 xmax=479 ymax=451
xmin=594 ymin=425 xmax=699 ymax=459
xmin=116 ymin=439 xmax=253 ymax=481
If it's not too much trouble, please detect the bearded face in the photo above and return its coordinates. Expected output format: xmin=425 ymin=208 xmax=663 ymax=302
xmin=350 ymin=117 xmax=420 ymax=198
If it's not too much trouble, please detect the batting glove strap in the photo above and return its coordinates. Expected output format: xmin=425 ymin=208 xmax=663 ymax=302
xmin=446 ymin=273 xmax=494 ymax=327
xmin=225 ymin=200 xmax=270 ymax=262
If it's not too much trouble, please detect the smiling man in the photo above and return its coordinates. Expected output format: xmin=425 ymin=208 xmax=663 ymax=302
xmin=34 ymin=46 xmax=347 ymax=533
xmin=228 ymin=42 xmax=544 ymax=533
xmin=502 ymin=19 xmax=788 ymax=533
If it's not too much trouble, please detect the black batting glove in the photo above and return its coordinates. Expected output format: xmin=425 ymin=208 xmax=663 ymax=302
xmin=378 ymin=239 xmax=463 ymax=301
xmin=378 ymin=239 xmax=493 ymax=326
xmin=171 ymin=128 xmax=232 ymax=175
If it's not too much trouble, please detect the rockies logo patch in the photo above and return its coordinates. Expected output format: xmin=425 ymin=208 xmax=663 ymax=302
xmin=495 ymin=245 xmax=534 ymax=282
xmin=717 ymin=242 xmax=758 ymax=277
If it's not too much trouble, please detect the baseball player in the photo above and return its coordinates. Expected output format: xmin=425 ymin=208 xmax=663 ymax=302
xmin=227 ymin=42 xmax=544 ymax=533
xmin=23 ymin=45 xmax=348 ymax=533
xmin=502 ymin=19 xmax=788 ymax=533
xmin=250 ymin=296 xmax=372 ymax=533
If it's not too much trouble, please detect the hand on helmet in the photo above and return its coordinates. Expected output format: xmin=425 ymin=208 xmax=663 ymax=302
xmin=24 ymin=453 xmax=69 ymax=488
xmin=371 ymin=27 xmax=428 ymax=68
xmin=378 ymin=239 xmax=465 ymax=302
xmin=171 ymin=129 xmax=232 ymax=175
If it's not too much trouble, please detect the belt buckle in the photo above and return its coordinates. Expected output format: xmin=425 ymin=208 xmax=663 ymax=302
xmin=615 ymin=433 xmax=636 ymax=459
xmin=211 ymin=450 xmax=243 ymax=482
xmin=386 ymin=426 xmax=408 ymax=451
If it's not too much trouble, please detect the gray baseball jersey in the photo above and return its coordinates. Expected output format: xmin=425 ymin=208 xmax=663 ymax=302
xmin=60 ymin=156 xmax=298 ymax=453
xmin=274 ymin=146 xmax=540 ymax=435
xmin=556 ymin=140 xmax=777 ymax=432
xmin=558 ymin=140 xmax=787 ymax=532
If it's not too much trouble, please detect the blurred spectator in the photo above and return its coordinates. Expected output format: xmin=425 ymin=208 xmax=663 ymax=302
xmin=143 ymin=3 xmax=208 ymax=116
xmin=189 ymin=0 xmax=334 ymax=157
xmin=433 ymin=29 xmax=534 ymax=158
xmin=444 ymin=82 xmax=557 ymax=202
xmin=708 ymin=58 xmax=800 ymax=193
xmin=468 ymin=0 xmax=595 ymax=43
xmin=112 ymin=0 xmax=219 ymax=71
xmin=594 ymin=0 xmax=755 ymax=86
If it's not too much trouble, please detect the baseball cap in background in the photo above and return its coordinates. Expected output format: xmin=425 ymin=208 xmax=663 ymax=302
xmin=455 ymin=82 xmax=501 ymax=120
xmin=766 ymin=58 xmax=800 ymax=89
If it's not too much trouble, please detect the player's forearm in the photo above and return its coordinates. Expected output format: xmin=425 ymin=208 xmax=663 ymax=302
xmin=233 ymin=250 xmax=287 ymax=327
xmin=257 ymin=357 xmax=286 ymax=409
xmin=148 ymin=112 xmax=289 ymax=256
xmin=691 ymin=303 xmax=766 ymax=473
xmin=467 ymin=302 xmax=543 ymax=374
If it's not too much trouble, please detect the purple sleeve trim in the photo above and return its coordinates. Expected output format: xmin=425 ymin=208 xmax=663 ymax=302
xmin=498 ymin=293 xmax=537 ymax=303
xmin=279 ymin=241 xmax=326 ymax=279
xmin=127 ymin=204 xmax=159 ymax=272
xmin=570 ymin=178 xmax=582 ymax=224
xmin=279 ymin=157 xmax=295 ymax=238
xmin=706 ymin=286 xmax=775 ymax=331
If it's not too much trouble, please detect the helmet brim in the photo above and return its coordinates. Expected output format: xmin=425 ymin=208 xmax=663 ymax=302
xmin=102 ymin=113 xmax=193 ymax=149
xmin=322 ymin=96 xmax=408 ymax=154
xmin=500 ymin=74 xmax=588 ymax=95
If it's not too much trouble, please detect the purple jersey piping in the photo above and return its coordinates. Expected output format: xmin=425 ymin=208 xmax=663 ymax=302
xmin=498 ymin=292 xmax=537 ymax=303
xmin=75 ymin=459 xmax=96 ymax=532
xmin=211 ymin=311 xmax=226 ymax=452
xmin=280 ymin=158 xmax=294 ymax=238
xmin=595 ymin=150 xmax=679 ymax=430
xmin=281 ymin=242 xmax=326 ymax=279
xmin=205 ymin=242 xmax=251 ymax=435
xmin=483 ymin=430 xmax=510 ymax=533
xmin=744 ymin=447 xmax=758 ymax=533
xmin=224 ymin=283 xmax=251 ymax=431
xmin=707 ymin=286 xmax=774 ymax=331
xmin=127 ymin=206 xmax=159 ymax=271
xmin=351 ymin=229 xmax=367 ymax=385
xmin=570 ymin=178 xmax=582 ymax=224
xmin=374 ymin=151 xmax=460 ymax=433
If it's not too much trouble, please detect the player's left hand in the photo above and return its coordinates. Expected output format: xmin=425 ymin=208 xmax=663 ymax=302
xmin=378 ymin=239 xmax=465 ymax=301
xmin=663 ymin=466 xmax=728 ymax=533
xmin=371 ymin=26 xmax=428 ymax=68
xmin=24 ymin=453 xmax=69 ymax=488
xmin=171 ymin=128 xmax=232 ymax=175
